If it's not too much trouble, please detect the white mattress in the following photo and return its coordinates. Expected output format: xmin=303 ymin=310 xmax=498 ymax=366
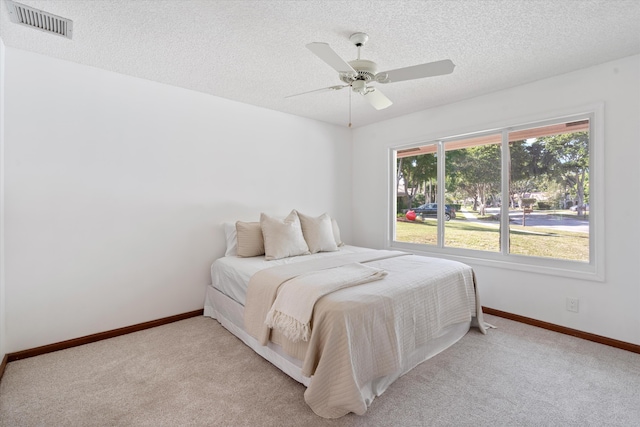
xmin=210 ymin=245 xmax=372 ymax=306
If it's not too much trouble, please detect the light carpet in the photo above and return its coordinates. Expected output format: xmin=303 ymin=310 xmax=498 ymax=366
xmin=1 ymin=314 xmax=639 ymax=426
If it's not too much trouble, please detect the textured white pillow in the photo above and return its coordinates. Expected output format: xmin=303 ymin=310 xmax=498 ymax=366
xmin=296 ymin=211 xmax=339 ymax=253
xmin=223 ymin=222 xmax=238 ymax=257
xmin=236 ymin=221 xmax=265 ymax=257
xmin=260 ymin=211 xmax=310 ymax=260
xmin=331 ymin=218 xmax=345 ymax=247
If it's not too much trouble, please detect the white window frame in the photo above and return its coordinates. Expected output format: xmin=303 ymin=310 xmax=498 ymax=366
xmin=388 ymin=104 xmax=604 ymax=281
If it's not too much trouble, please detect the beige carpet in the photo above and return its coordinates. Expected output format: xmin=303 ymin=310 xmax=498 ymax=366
xmin=1 ymin=314 xmax=639 ymax=426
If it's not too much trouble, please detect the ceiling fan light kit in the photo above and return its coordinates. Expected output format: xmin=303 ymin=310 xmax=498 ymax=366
xmin=351 ymin=79 xmax=368 ymax=94
xmin=289 ymin=32 xmax=455 ymax=124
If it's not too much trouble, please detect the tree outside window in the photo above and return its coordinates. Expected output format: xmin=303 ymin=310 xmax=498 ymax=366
xmin=394 ymin=118 xmax=590 ymax=263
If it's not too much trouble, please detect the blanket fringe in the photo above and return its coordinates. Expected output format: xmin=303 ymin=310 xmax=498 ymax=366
xmin=265 ymin=309 xmax=311 ymax=343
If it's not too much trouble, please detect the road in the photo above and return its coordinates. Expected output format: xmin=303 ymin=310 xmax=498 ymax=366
xmin=458 ymin=208 xmax=589 ymax=233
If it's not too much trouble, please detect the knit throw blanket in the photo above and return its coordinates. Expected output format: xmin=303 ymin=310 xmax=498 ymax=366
xmin=264 ymin=263 xmax=387 ymax=343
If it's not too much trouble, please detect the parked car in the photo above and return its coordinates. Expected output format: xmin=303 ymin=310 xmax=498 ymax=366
xmin=407 ymin=203 xmax=456 ymax=221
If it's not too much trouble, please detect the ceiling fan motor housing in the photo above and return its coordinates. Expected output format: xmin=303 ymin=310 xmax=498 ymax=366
xmin=340 ymin=59 xmax=377 ymax=83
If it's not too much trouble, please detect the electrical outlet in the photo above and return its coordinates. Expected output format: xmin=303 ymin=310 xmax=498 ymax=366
xmin=566 ymin=297 xmax=579 ymax=313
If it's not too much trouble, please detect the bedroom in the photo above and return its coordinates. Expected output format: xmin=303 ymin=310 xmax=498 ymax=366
xmin=0 ymin=0 xmax=639 ymax=423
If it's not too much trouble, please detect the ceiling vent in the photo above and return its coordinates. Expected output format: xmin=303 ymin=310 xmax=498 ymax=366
xmin=5 ymin=0 xmax=73 ymax=39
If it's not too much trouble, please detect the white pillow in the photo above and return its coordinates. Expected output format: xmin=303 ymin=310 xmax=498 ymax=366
xmin=223 ymin=222 xmax=238 ymax=257
xmin=296 ymin=211 xmax=339 ymax=253
xmin=236 ymin=221 xmax=265 ymax=257
xmin=331 ymin=218 xmax=345 ymax=247
xmin=260 ymin=210 xmax=310 ymax=260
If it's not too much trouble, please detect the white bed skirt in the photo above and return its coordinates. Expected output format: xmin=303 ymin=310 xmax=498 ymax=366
xmin=204 ymin=285 xmax=312 ymax=386
xmin=204 ymin=283 xmax=471 ymax=392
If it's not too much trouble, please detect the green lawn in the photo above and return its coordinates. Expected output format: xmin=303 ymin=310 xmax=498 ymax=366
xmin=395 ymin=219 xmax=589 ymax=262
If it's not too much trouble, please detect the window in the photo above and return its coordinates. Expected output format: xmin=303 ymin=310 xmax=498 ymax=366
xmin=444 ymin=132 xmax=502 ymax=252
xmin=507 ymin=121 xmax=590 ymax=261
xmin=391 ymin=109 xmax=602 ymax=279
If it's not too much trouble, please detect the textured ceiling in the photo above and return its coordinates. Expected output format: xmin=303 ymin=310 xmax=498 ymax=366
xmin=1 ymin=0 xmax=639 ymax=128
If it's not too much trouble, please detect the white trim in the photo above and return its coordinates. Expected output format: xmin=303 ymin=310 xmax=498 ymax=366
xmin=0 ymin=39 xmax=6 ymax=358
xmin=589 ymin=103 xmax=605 ymax=281
xmin=436 ymin=141 xmax=445 ymax=244
xmin=388 ymin=241 xmax=600 ymax=281
xmin=389 ymin=147 xmax=395 ymax=243
xmin=388 ymin=102 xmax=605 ymax=282
xmin=500 ymin=129 xmax=510 ymax=256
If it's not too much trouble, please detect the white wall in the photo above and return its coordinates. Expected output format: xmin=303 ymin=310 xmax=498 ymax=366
xmin=352 ymin=55 xmax=640 ymax=346
xmin=3 ymin=46 xmax=638 ymax=354
xmin=2 ymin=48 xmax=352 ymax=353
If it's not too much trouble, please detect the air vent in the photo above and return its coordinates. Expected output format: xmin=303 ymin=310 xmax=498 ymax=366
xmin=5 ymin=0 xmax=73 ymax=39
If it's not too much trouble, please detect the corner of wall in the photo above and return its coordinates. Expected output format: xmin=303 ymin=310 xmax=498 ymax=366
xmin=0 ymin=37 xmax=7 ymax=362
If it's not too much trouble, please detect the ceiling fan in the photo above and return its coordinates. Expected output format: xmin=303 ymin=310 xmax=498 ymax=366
xmin=287 ymin=32 xmax=455 ymax=112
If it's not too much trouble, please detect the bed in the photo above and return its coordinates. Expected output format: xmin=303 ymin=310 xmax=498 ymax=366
xmin=204 ymin=211 xmax=488 ymax=418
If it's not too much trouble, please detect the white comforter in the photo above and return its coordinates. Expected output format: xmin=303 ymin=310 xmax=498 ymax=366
xmin=244 ymin=250 xmax=486 ymax=418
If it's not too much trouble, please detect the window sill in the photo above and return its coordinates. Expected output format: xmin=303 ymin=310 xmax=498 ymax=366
xmin=387 ymin=241 xmax=604 ymax=282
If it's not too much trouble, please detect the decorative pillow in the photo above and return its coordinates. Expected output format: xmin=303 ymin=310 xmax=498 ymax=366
xmin=236 ymin=221 xmax=265 ymax=257
xmin=260 ymin=211 xmax=310 ymax=260
xmin=296 ymin=211 xmax=339 ymax=253
xmin=223 ymin=222 xmax=238 ymax=257
xmin=331 ymin=218 xmax=345 ymax=247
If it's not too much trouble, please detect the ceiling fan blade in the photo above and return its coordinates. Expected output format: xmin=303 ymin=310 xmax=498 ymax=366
xmin=306 ymin=42 xmax=356 ymax=75
xmin=376 ymin=59 xmax=455 ymax=83
xmin=363 ymin=88 xmax=393 ymax=110
xmin=285 ymin=85 xmax=348 ymax=99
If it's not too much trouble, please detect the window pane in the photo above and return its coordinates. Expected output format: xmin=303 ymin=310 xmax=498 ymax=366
xmin=508 ymin=120 xmax=590 ymax=262
xmin=444 ymin=134 xmax=502 ymax=252
xmin=395 ymin=147 xmax=439 ymax=245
